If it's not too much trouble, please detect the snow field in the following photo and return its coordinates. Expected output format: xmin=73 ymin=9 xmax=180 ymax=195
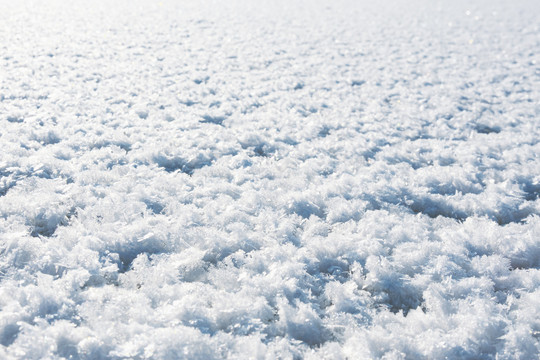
xmin=0 ymin=0 xmax=539 ymax=358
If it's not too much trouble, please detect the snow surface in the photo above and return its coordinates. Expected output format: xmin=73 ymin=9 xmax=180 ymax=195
xmin=1 ymin=0 xmax=540 ymax=358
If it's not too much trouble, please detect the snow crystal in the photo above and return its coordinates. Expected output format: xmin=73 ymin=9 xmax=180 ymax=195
xmin=1 ymin=0 xmax=539 ymax=358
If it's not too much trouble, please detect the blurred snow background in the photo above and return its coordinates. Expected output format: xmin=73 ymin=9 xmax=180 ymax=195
xmin=1 ymin=0 xmax=539 ymax=358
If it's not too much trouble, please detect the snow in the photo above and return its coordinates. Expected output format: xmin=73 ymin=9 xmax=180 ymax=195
xmin=1 ymin=0 xmax=539 ymax=358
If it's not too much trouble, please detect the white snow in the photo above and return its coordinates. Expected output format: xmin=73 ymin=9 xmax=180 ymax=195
xmin=1 ymin=0 xmax=539 ymax=358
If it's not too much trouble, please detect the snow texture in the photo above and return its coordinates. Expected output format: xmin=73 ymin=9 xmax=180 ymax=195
xmin=1 ymin=0 xmax=540 ymax=358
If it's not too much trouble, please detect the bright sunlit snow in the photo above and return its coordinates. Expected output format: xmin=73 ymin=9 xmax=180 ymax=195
xmin=1 ymin=0 xmax=539 ymax=358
